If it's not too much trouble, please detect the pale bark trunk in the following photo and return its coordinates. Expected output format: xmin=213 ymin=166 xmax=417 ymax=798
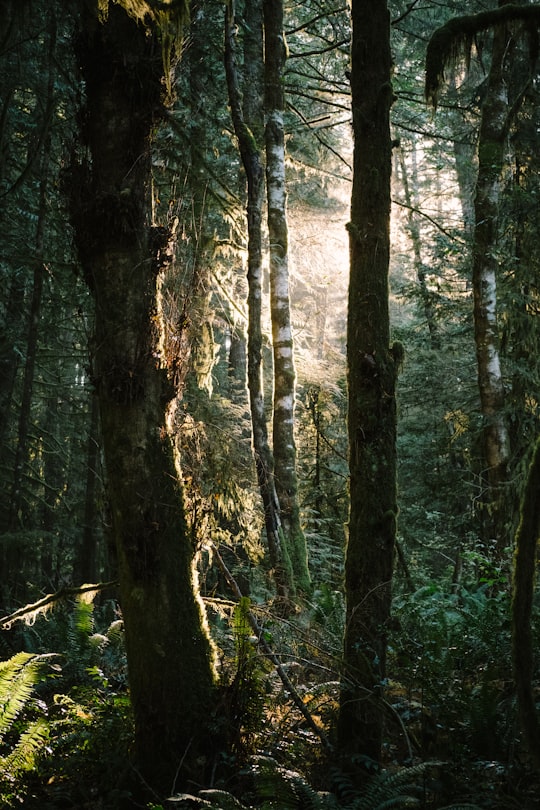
xmin=338 ymin=0 xmax=397 ymax=770
xmin=224 ymin=0 xmax=291 ymax=598
xmin=397 ymin=142 xmax=439 ymax=347
xmin=264 ymin=0 xmax=310 ymax=595
xmin=472 ymin=18 xmax=512 ymax=554
xmin=72 ymin=5 xmax=217 ymax=792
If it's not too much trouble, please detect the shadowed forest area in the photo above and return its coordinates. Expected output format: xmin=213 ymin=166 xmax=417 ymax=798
xmin=1 ymin=0 xmax=540 ymax=808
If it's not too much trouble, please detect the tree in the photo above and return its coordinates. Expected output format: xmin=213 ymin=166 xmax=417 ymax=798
xmin=512 ymin=435 xmax=540 ymax=767
xmin=70 ymin=1 xmax=218 ymax=793
xmin=0 ymin=0 xmax=94 ymax=601
xmin=225 ymin=0 xmax=294 ymax=599
xmin=425 ymin=2 xmax=540 ymax=556
xmin=264 ymin=0 xmax=311 ymax=595
xmin=338 ymin=0 xmax=398 ymax=769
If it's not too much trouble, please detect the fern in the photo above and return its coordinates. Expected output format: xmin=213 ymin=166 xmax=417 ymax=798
xmin=349 ymin=763 xmax=431 ymax=810
xmin=170 ymin=760 xmax=483 ymax=810
xmin=0 ymin=652 xmax=55 ymax=737
xmin=249 ymin=756 xmax=337 ymax=810
xmin=437 ymin=806 xmax=482 ymax=810
xmin=0 ymin=653 xmax=55 ymax=781
xmin=1 ymin=717 xmax=49 ymax=775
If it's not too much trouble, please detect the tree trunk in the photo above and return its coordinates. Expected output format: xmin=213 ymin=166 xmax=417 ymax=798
xmin=511 ymin=436 xmax=540 ymax=767
xmin=224 ymin=0 xmax=292 ymax=599
xmin=396 ymin=141 xmax=439 ymax=348
xmin=76 ymin=394 xmax=101 ymax=584
xmin=472 ymin=15 xmax=512 ymax=555
xmin=338 ymin=0 xmax=397 ymax=770
xmin=263 ymin=0 xmax=310 ymax=596
xmin=71 ymin=4 xmax=217 ymax=793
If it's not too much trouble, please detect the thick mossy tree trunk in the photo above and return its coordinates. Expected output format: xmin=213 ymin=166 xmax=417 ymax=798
xmin=263 ymin=0 xmax=310 ymax=597
xmin=224 ymin=0 xmax=292 ymax=599
xmin=337 ymin=0 xmax=397 ymax=769
xmin=72 ymin=4 xmax=217 ymax=793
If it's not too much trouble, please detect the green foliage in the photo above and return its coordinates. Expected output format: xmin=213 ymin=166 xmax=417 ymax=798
xmin=224 ymin=597 xmax=268 ymax=761
xmin=43 ymin=689 xmax=133 ymax=808
xmin=0 ymin=600 xmax=131 ymax=807
xmin=168 ymin=758 xmax=483 ymax=810
xmin=0 ymin=652 xmax=55 ymax=804
xmin=390 ymin=582 xmax=515 ymax=760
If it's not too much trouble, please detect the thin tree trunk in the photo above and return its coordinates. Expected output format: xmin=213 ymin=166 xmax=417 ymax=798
xmin=338 ymin=0 xmax=397 ymax=770
xmin=72 ymin=5 xmax=217 ymax=792
xmin=397 ymin=141 xmax=439 ymax=348
xmin=7 ymin=13 xmax=56 ymax=533
xmin=76 ymin=394 xmax=101 ymax=584
xmin=224 ymin=0 xmax=291 ymax=599
xmin=472 ymin=15 xmax=512 ymax=555
xmin=263 ymin=0 xmax=310 ymax=595
xmin=0 ymin=276 xmax=24 ymax=454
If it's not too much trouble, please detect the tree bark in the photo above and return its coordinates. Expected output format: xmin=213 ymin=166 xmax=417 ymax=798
xmin=511 ymin=436 xmax=540 ymax=767
xmin=71 ymin=4 xmax=217 ymax=793
xmin=224 ymin=0 xmax=292 ymax=599
xmin=263 ymin=0 xmax=310 ymax=596
xmin=338 ymin=0 xmax=397 ymax=770
xmin=472 ymin=15 xmax=512 ymax=555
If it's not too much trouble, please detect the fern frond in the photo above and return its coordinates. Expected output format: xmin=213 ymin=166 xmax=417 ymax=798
xmin=0 ymin=653 xmax=56 ymax=738
xmin=0 ymin=717 xmax=49 ymax=775
xmin=198 ymin=788 xmax=248 ymax=809
xmin=437 ymin=805 xmax=482 ymax=810
xmin=74 ymin=598 xmax=94 ymax=636
xmin=250 ymin=757 xmax=329 ymax=810
xmin=351 ymin=762 xmax=441 ymax=810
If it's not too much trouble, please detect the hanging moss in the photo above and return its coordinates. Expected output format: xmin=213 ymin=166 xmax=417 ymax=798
xmin=91 ymin=0 xmax=189 ymax=97
xmin=425 ymin=5 xmax=540 ymax=108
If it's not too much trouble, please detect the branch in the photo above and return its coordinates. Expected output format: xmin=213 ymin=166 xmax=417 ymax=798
xmin=288 ymin=101 xmax=352 ymax=169
xmin=0 ymin=581 xmax=117 ymax=630
xmin=392 ymin=0 xmax=422 ymax=27
xmin=392 ymin=197 xmax=467 ymax=243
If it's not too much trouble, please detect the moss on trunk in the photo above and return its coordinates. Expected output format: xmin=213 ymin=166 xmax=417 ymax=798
xmin=71 ymin=4 xmax=218 ymax=794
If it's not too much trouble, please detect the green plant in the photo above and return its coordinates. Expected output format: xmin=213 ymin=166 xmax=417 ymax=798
xmin=390 ymin=582 xmax=513 ymax=759
xmin=0 ymin=652 xmax=56 ymax=803
xmin=168 ymin=757 xmax=483 ymax=809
